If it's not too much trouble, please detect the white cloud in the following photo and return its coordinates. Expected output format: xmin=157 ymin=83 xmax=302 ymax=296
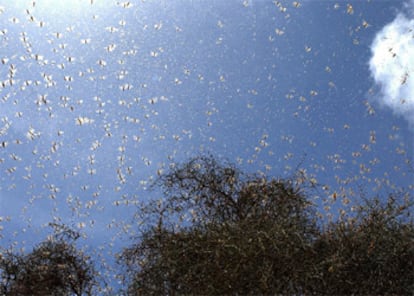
xmin=369 ymin=3 xmax=414 ymax=128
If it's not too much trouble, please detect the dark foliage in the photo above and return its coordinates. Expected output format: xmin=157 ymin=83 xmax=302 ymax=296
xmin=311 ymin=195 xmax=414 ymax=295
xmin=119 ymin=156 xmax=319 ymax=295
xmin=119 ymin=155 xmax=414 ymax=295
xmin=0 ymin=225 xmax=96 ymax=296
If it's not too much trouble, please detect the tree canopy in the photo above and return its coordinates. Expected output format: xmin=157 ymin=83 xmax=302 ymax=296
xmin=0 ymin=225 xmax=96 ymax=296
xmin=0 ymin=156 xmax=412 ymax=295
xmin=119 ymin=155 xmax=414 ymax=295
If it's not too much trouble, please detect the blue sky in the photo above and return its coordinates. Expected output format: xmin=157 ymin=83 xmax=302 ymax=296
xmin=0 ymin=0 xmax=413 ymax=292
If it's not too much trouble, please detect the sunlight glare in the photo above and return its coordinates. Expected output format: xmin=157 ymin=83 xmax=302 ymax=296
xmin=28 ymin=0 xmax=101 ymax=18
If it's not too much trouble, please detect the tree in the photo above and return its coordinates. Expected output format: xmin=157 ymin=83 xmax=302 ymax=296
xmin=119 ymin=155 xmax=320 ymax=295
xmin=0 ymin=224 xmax=96 ymax=296
xmin=119 ymin=155 xmax=414 ymax=295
